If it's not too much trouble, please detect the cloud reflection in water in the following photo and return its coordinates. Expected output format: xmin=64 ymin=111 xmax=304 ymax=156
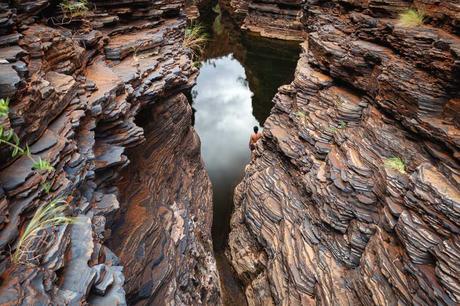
xmin=193 ymin=55 xmax=259 ymax=179
xmin=192 ymin=54 xmax=260 ymax=249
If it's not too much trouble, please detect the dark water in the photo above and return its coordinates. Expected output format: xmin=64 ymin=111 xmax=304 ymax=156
xmin=192 ymin=0 xmax=300 ymax=252
xmin=191 ymin=1 xmax=299 ymax=304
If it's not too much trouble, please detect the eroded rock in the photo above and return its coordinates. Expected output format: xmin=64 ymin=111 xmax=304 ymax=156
xmin=0 ymin=0 xmax=218 ymax=305
xmin=228 ymin=1 xmax=460 ymax=305
xmin=110 ymin=94 xmax=221 ymax=305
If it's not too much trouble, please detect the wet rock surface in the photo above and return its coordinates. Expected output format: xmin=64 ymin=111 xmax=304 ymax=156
xmin=228 ymin=1 xmax=460 ymax=305
xmin=0 ymin=0 xmax=219 ymax=305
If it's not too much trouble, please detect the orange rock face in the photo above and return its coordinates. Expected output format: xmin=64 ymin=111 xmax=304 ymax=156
xmin=227 ymin=1 xmax=460 ymax=305
xmin=110 ymin=94 xmax=220 ymax=305
xmin=0 ymin=0 xmax=219 ymax=305
xmin=225 ymin=0 xmax=306 ymax=40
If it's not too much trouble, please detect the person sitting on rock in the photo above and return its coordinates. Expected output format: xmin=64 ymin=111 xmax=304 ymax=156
xmin=249 ymin=126 xmax=261 ymax=152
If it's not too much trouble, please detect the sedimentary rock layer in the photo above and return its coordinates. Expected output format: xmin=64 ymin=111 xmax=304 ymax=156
xmin=228 ymin=1 xmax=460 ymax=305
xmin=0 ymin=0 xmax=219 ymax=304
xmin=220 ymin=0 xmax=249 ymax=21
xmin=226 ymin=0 xmax=306 ymax=41
xmin=110 ymin=93 xmax=220 ymax=305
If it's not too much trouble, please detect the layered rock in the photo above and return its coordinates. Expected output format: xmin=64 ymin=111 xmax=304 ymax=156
xmin=220 ymin=0 xmax=249 ymax=21
xmin=225 ymin=0 xmax=305 ymax=40
xmin=228 ymin=1 xmax=460 ymax=305
xmin=0 ymin=0 xmax=219 ymax=304
xmin=110 ymin=94 xmax=220 ymax=305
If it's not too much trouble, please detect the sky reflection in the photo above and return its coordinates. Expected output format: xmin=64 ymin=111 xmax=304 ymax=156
xmin=192 ymin=55 xmax=259 ymax=249
xmin=193 ymin=55 xmax=259 ymax=178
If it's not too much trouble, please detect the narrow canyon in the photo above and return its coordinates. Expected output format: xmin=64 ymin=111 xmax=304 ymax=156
xmin=0 ymin=0 xmax=459 ymax=306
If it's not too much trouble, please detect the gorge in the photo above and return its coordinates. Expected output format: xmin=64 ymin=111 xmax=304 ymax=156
xmin=0 ymin=0 xmax=459 ymax=306
xmin=189 ymin=5 xmax=299 ymax=303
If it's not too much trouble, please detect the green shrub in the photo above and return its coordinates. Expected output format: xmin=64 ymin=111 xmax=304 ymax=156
xmin=1 ymin=97 xmax=70 ymax=266
xmin=0 ymin=98 xmax=8 ymax=117
xmin=338 ymin=120 xmax=347 ymax=129
xmin=13 ymin=198 xmax=74 ymax=265
xmin=183 ymin=23 xmax=208 ymax=61
xmin=60 ymin=0 xmax=89 ymax=18
xmin=384 ymin=157 xmax=406 ymax=173
xmin=398 ymin=9 xmax=425 ymax=27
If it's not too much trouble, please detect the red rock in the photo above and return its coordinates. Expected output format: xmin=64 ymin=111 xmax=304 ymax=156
xmin=227 ymin=1 xmax=460 ymax=305
xmin=0 ymin=0 xmax=219 ymax=304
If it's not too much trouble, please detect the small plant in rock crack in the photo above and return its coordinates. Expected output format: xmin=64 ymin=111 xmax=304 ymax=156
xmin=327 ymin=121 xmax=347 ymax=133
xmin=338 ymin=120 xmax=347 ymax=129
xmin=398 ymin=9 xmax=425 ymax=27
xmin=295 ymin=111 xmax=306 ymax=118
xmin=41 ymin=181 xmax=52 ymax=194
xmin=0 ymin=99 xmax=54 ymax=173
xmin=32 ymin=158 xmax=54 ymax=172
xmin=183 ymin=23 xmax=208 ymax=61
xmin=294 ymin=111 xmax=307 ymax=125
xmin=193 ymin=61 xmax=203 ymax=68
xmin=59 ymin=0 xmax=89 ymax=18
xmin=12 ymin=198 xmax=74 ymax=266
xmin=0 ymin=98 xmax=8 ymax=117
xmin=1 ymin=97 xmax=73 ymax=265
xmin=384 ymin=156 xmax=406 ymax=173
xmin=333 ymin=98 xmax=343 ymax=107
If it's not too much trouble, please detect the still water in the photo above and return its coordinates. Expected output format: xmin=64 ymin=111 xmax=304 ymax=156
xmin=191 ymin=2 xmax=300 ymax=304
xmin=192 ymin=55 xmax=257 ymax=250
xmin=192 ymin=1 xmax=300 ymax=252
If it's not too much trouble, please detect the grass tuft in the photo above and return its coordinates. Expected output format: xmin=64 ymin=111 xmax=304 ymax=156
xmin=1 ymin=117 xmax=54 ymax=173
xmin=0 ymin=98 xmax=9 ymax=117
xmin=384 ymin=157 xmax=406 ymax=173
xmin=13 ymin=198 xmax=74 ymax=266
xmin=32 ymin=157 xmax=55 ymax=172
xmin=41 ymin=181 xmax=52 ymax=194
xmin=59 ymin=0 xmax=89 ymax=18
xmin=1 ymin=96 xmax=65 ymax=266
xmin=295 ymin=111 xmax=306 ymax=118
xmin=183 ymin=23 xmax=208 ymax=61
xmin=398 ymin=9 xmax=425 ymax=27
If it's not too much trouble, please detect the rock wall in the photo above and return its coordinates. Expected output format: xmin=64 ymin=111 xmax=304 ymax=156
xmin=109 ymin=93 xmax=220 ymax=305
xmin=220 ymin=0 xmax=249 ymax=21
xmin=0 ymin=0 xmax=219 ymax=304
xmin=228 ymin=0 xmax=460 ymax=305
xmin=225 ymin=0 xmax=306 ymax=40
